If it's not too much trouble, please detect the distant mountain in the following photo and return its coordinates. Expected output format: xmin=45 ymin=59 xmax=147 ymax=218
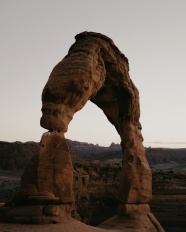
xmin=0 ymin=140 xmax=186 ymax=171
xmin=0 ymin=140 xmax=82 ymax=171
xmin=0 ymin=141 xmax=39 ymax=170
xmin=146 ymin=147 xmax=186 ymax=170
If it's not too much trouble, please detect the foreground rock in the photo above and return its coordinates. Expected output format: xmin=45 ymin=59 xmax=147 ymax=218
xmin=0 ymin=205 xmax=164 ymax=232
xmin=40 ymin=31 xmax=152 ymax=204
xmin=1 ymin=131 xmax=74 ymax=224
xmin=0 ymin=214 xmax=164 ymax=232
xmin=0 ymin=32 xmax=164 ymax=231
xmin=1 ymin=166 xmax=186 ymax=231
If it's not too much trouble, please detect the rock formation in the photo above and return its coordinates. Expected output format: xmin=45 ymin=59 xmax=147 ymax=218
xmin=40 ymin=31 xmax=151 ymax=204
xmin=0 ymin=32 xmax=164 ymax=231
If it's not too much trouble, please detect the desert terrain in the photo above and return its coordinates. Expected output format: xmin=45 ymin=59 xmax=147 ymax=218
xmin=0 ymin=141 xmax=186 ymax=231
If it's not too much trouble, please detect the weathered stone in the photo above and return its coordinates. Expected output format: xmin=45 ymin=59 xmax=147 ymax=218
xmin=43 ymin=205 xmax=60 ymax=216
xmin=13 ymin=131 xmax=74 ymax=205
xmin=40 ymin=31 xmax=151 ymax=203
xmin=118 ymin=204 xmax=151 ymax=216
xmin=0 ymin=32 xmax=163 ymax=230
xmin=98 ymin=214 xmax=165 ymax=232
xmin=0 ymin=205 xmax=72 ymax=224
xmin=35 ymin=131 xmax=74 ymax=203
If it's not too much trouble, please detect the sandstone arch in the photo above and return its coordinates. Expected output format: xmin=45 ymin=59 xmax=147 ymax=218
xmin=1 ymin=32 xmax=164 ymax=231
xmin=40 ymin=31 xmax=151 ymax=204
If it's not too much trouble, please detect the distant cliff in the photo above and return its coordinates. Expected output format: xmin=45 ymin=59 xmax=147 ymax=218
xmin=0 ymin=140 xmax=186 ymax=171
xmin=0 ymin=141 xmax=38 ymax=170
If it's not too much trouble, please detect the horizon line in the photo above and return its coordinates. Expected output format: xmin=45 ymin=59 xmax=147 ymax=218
xmin=145 ymin=141 xmax=186 ymax=144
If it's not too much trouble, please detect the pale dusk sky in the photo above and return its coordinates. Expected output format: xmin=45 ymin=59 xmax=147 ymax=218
xmin=1 ymin=0 xmax=186 ymax=148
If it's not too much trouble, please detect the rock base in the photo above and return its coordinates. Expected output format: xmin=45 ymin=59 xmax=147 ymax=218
xmin=118 ymin=203 xmax=151 ymax=216
xmin=0 ymin=204 xmax=165 ymax=231
xmin=0 ymin=204 xmax=72 ymax=224
xmin=98 ymin=204 xmax=165 ymax=232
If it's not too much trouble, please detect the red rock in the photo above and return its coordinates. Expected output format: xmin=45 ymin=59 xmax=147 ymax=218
xmin=0 ymin=32 xmax=163 ymax=230
xmin=17 ymin=131 xmax=74 ymax=204
xmin=41 ymin=31 xmax=151 ymax=203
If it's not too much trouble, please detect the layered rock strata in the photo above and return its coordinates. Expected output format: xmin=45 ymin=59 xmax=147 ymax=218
xmin=0 ymin=32 xmax=163 ymax=231
xmin=19 ymin=131 xmax=74 ymax=204
xmin=1 ymin=132 xmax=74 ymax=223
xmin=40 ymin=32 xmax=151 ymax=204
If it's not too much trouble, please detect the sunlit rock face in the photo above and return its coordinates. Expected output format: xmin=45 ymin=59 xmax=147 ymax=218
xmin=41 ymin=31 xmax=152 ymax=203
xmin=1 ymin=32 xmax=159 ymax=228
xmin=20 ymin=131 xmax=74 ymax=204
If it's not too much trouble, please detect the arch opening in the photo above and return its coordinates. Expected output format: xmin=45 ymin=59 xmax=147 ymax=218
xmin=66 ymin=100 xmax=120 ymax=147
xmin=39 ymin=31 xmax=151 ymax=204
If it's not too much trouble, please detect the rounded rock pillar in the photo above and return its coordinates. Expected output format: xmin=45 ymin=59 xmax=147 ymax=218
xmin=117 ymin=121 xmax=152 ymax=204
xmin=38 ymin=131 xmax=74 ymax=203
xmin=17 ymin=131 xmax=74 ymax=204
xmin=1 ymin=131 xmax=74 ymax=224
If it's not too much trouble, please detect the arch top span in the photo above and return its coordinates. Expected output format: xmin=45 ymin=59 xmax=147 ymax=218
xmin=41 ymin=32 xmax=139 ymax=135
xmin=40 ymin=31 xmax=152 ymax=204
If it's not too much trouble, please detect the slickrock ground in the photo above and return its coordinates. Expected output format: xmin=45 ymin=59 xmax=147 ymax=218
xmin=0 ymin=215 xmax=163 ymax=232
xmin=0 ymin=220 xmax=106 ymax=232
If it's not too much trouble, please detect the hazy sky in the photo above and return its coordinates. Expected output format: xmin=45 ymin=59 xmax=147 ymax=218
xmin=1 ymin=0 xmax=186 ymax=148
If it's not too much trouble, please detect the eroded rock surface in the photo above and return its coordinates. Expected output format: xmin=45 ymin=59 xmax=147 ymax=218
xmin=0 ymin=32 xmax=163 ymax=230
xmin=13 ymin=131 xmax=74 ymax=205
xmin=40 ymin=31 xmax=151 ymax=203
